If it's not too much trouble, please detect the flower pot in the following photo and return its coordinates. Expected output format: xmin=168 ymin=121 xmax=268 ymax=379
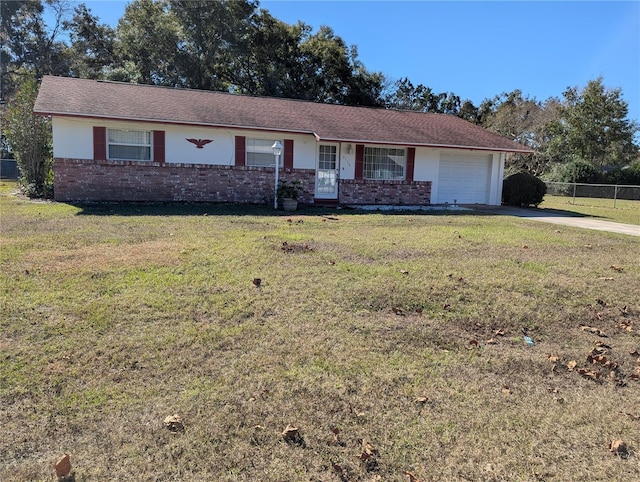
xmin=281 ymin=198 xmax=298 ymax=211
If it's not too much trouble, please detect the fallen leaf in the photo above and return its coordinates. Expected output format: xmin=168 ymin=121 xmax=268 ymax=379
xmin=282 ymin=424 xmax=305 ymax=446
xmin=617 ymin=321 xmax=633 ymax=332
xmin=548 ymin=355 xmax=559 ymax=363
xmin=330 ymin=427 xmax=344 ymax=446
xmin=486 ymin=338 xmax=497 ymax=345
xmin=392 ymin=306 xmax=405 ymax=316
xmin=406 ymin=471 xmax=422 ymax=482
xmin=610 ymin=439 xmax=629 ymax=457
xmin=468 ymin=339 xmax=479 ymax=348
xmin=610 ymin=265 xmax=624 ymax=272
xmin=54 ymin=454 xmax=71 ymax=478
xmin=580 ymin=325 xmax=607 ymax=337
xmin=567 ymin=360 xmax=577 ymax=371
xmin=584 ymin=244 xmax=592 ymax=249
xmin=252 ymin=278 xmax=262 ymax=287
xmin=501 ymin=386 xmax=511 ymax=395
xmin=282 ymin=424 xmax=299 ymax=440
xmin=630 ymin=349 xmax=640 ymax=358
xmin=414 ymin=396 xmax=429 ymax=405
xmin=494 ymin=329 xmax=506 ymax=336
xmin=164 ymin=414 xmax=184 ymax=433
xmin=332 ymin=461 xmax=344 ymax=475
xmin=577 ymin=368 xmax=601 ymax=381
xmin=522 ymin=245 xmax=529 ymax=249
xmin=360 ymin=439 xmax=379 ymax=457
xmin=400 ymin=270 xmax=409 ymax=275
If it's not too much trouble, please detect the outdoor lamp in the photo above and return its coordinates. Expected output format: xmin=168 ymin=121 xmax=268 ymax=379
xmin=272 ymin=141 xmax=283 ymax=209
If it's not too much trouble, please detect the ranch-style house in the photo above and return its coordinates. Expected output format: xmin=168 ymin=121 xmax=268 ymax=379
xmin=34 ymin=75 xmax=533 ymax=206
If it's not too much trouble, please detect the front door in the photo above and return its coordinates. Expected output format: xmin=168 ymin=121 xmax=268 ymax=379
xmin=315 ymin=144 xmax=339 ymax=199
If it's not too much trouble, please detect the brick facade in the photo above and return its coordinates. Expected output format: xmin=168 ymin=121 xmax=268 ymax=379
xmin=53 ymin=158 xmax=432 ymax=205
xmin=338 ymin=179 xmax=432 ymax=205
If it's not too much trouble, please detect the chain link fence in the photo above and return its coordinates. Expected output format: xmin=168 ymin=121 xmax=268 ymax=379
xmin=545 ymin=182 xmax=640 ymax=207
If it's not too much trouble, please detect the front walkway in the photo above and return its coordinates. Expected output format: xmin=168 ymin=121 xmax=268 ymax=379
xmin=485 ymin=206 xmax=640 ymax=237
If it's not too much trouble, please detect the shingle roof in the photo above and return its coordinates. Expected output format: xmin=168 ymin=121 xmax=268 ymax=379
xmin=34 ymin=76 xmax=533 ymax=153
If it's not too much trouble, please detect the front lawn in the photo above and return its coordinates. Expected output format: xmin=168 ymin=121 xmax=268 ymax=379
xmin=1 ymin=182 xmax=639 ymax=481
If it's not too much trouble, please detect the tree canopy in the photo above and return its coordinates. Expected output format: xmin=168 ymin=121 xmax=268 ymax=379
xmin=1 ymin=0 xmax=639 ymax=188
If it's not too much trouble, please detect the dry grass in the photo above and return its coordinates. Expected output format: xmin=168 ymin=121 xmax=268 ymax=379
xmin=539 ymin=195 xmax=640 ymax=225
xmin=1 ymin=181 xmax=639 ymax=481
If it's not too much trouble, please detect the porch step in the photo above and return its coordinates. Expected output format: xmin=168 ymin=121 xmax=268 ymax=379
xmin=313 ymin=198 xmax=339 ymax=207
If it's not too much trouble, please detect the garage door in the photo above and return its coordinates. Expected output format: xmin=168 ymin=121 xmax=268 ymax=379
xmin=438 ymin=153 xmax=492 ymax=204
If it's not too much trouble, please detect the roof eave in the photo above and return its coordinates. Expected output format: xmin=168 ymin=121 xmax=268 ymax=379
xmin=35 ymin=110 xmax=535 ymax=154
xmin=316 ymin=136 xmax=534 ymax=154
xmin=34 ymin=111 xmax=318 ymax=137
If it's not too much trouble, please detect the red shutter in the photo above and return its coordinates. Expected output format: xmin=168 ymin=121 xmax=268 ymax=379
xmin=153 ymin=130 xmax=165 ymax=163
xmin=93 ymin=126 xmax=106 ymax=160
xmin=235 ymin=136 xmax=246 ymax=167
xmin=354 ymin=144 xmax=364 ymax=180
xmin=406 ymin=147 xmax=415 ymax=182
xmin=283 ymin=139 xmax=294 ymax=170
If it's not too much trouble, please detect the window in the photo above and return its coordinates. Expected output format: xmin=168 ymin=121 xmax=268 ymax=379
xmin=108 ymin=129 xmax=151 ymax=161
xmin=246 ymin=138 xmax=283 ymax=167
xmin=364 ymin=147 xmax=405 ymax=180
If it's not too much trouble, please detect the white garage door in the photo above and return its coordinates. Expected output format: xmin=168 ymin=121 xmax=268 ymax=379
xmin=438 ymin=153 xmax=492 ymax=204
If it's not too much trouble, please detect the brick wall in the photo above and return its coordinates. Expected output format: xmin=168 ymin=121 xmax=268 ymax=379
xmin=338 ymin=179 xmax=431 ymax=205
xmin=53 ymin=158 xmax=315 ymax=204
xmin=53 ymin=158 xmax=432 ymax=205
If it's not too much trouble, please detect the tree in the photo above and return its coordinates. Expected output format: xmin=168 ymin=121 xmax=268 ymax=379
xmin=228 ymin=11 xmax=308 ymax=98
xmin=116 ymin=0 xmax=182 ymax=86
xmin=297 ymin=26 xmax=383 ymax=106
xmin=550 ymin=77 xmax=639 ymax=168
xmin=2 ymin=74 xmax=52 ymax=197
xmin=1 ymin=0 xmax=71 ymax=95
xmin=479 ymin=90 xmax=563 ymax=176
xmin=63 ymin=3 xmax=117 ymax=79
xmin=385 ymin=78 xmax=463 ymax=114
xmin=169 ymin=0 xmax=257 ymax=90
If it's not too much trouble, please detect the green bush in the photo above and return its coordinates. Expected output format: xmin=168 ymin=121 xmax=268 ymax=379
xmin=547 ymin=158 xmax=601 ymax=184
xmin=502 ymin=172 xmax=547 ymax=207
xmin=602 ymin=161 xmax=640 ymax=185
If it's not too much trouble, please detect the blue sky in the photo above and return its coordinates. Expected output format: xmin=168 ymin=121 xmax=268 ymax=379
xmin=75 ymin=1 xmax=639 ymax=122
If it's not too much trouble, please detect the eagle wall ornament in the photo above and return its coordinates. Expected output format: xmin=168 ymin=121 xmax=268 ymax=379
xmin=186 ymin=138 xmax=213 ymax=149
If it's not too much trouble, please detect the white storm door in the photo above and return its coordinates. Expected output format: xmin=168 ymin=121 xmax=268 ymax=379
xmin=315 ymin=144 xmax=339 ymax=199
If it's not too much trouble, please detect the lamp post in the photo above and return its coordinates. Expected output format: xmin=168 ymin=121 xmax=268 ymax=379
xmin=272 ymin=140 xmax=283 ymax=210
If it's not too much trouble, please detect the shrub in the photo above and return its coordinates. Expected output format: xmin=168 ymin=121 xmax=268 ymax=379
xmin=548 ymin=158 xmax=601 ymax=184
xmin=602 ymin=161 xmax=640 ymax=185
xmin=502 ymin=172 xmax=547 ymax=207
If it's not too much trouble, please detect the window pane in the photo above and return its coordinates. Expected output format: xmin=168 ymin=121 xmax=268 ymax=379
xmin=246 ymin=138 xmax=283 ymax=167
xmin=107 ymin=129 xmax=151 ymax=161
xmin=247 ymin=152 xmax=282 ymax=167
xmin=108 ymin=129 xmax=150 ymax=145
xmin=364 ymin=147 xmax=405 ymax=180
xmin=318 ymin=145 xmax=336 ymax=170
xmin=109 ymin=145 xmax=151 ymax=160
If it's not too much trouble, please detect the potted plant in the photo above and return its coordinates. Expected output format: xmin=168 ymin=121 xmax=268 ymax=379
xmin=277 ymin=179 xmax=302 ymax=211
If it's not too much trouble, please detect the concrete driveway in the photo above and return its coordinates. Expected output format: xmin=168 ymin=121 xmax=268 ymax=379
xmin=482 ymin=207 xmax=640 ymax=237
